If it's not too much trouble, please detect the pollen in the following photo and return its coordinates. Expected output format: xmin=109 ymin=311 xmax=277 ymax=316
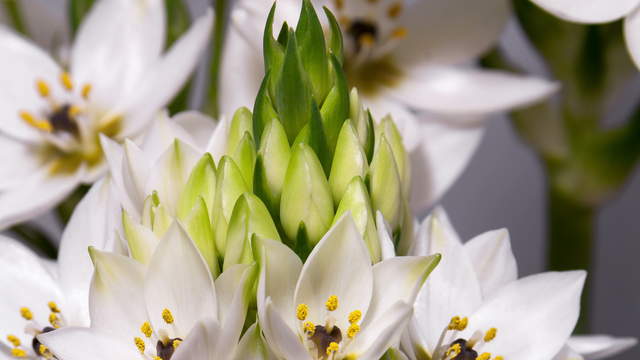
xmin=81 ymin=84 xmax=92 ymax=99
xmin=49 ymin=312 xmax=61 ymax=328
xmin=359 ymin=33 xmax=375 ymax=46
xmin=36 ymin=79 xmax=50 ymax=97
xmin=68 ymin=105 xmax=82 ymax=117
xmin=6 ymin=334 xmax=20 ymax=347
xmin=140 ymin=322 xmax=153 ymax=338
xmin=387 ymin=3 xmax=403 ymax=18
xmin=162 ymin=308 xmax=174 ymax=324
xmin=38 ymin=344 xmax=49 ymax=357
xmin=48 ymin=301 xmax=61 ymax=313
xmin=19 ymin=307 xmax=33 ymax=320
xmin=494 ymin=356 xmax=504 ymax=360
xmin=297 ymin=304 xmax=309 ymax=320
xmin=457 ymin=317 xmax=468 ymax=331
xmin=172 ymin=339 xmax=182 ymax=349
xmin=446 ymin=343 xmax=461 ymax=357
xmin=10 ymin=348 xmax=27 ymax=357
xmin=477 ymin=352 xmax=491 ymax=360
xmin=303 ymin=321 xmax=315 ymax=335
xmin=134 ymin=337 xmax=145 ymax=352
xmin=325 ymin=295 xmax=339 ymax=311
xmin=347 ymin=323 xmax=360 ymax=339
xmin=326 ymin=341 xmax=339 ymax=355
xmin=484 ymin=328 xmax=497 ymax=342
xmin=348 ymin=310 xmax=362 ymax=324
xmin=447 ymin=316 xmax=461 ymax=330
xmin=19 ymin=111 xmax=52 ymax=132
xmin=60 ymin=72 xmax=73 ymax=91
xmin=392 ymin=27 xmax=408 ymax=39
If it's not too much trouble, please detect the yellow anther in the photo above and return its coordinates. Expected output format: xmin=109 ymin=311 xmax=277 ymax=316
xmin=484 ymin=328 xmax=497 ymax=342
xmin=6 ymin=335 xmax=20 ymax=347
xmin=19 ymin=307 xmax=33 ymax=320
xmin=347 ymin=323 xmax=360 ymax=339
xmin=325 ymin=295 xmax=339 ymax=311
xmin=387 ymin=3 xmax=403 ymax=18
xmin=48 ymin=301 xmax=61 ymax=313
xmin=19 ymin=111 xmax=52 ymax=132
xmin=49 ymin=312 xmax=61 ymax=328
xmin=140 ymin=322 xmax=153 ymax=338
xmin=457 ymin=317 xmax=468 ymax=331
xmin=134 ymin=337 xmax=145 ymax=352
xmin=154 ymin=357 xmax=162 ymax=360
xmin=477 ymin=352 xmax=491 ymax=360
xmin=296 ymin=304 xmax=309 ymax=321
xmin=326 ymin=341 xmax=339 ymax=355
xmin=38 ymin=344 xmax=49 ymax=355
xmin=68 ymin=105 xmax=81 ymax=117
xmin=60 ymin=72 xmax=73 ymax=91
xmin=36 ymin=79 xmax=50 ymax=97
xmin=446 ymin=343 xmax=461 ymax=357
xmin=81 ymin=84 xmax=92 ymax=99
xmin=172 ymin=339 xmax=182 ymax=349
xmin=447 ymin=316 xmax=460 ymax=330
xmin=10 ymin=348 xmax=27 ymax=357
xmin=303 ymin=321 xmax=315 ymax=336
xmin=392 ymin=27 xmax=408 ymax=39
xmin=333 ymin=0 xmax=343 ymax=9
xmin=348 ymin=310 xmax=362 ymax=324
xmin=494 ymin=356 xmax=504 ymax=360
xmin=359 ymin=34 xmax=375 ymax=46
xmin=162 ymin=308 xmax=174 ymax=324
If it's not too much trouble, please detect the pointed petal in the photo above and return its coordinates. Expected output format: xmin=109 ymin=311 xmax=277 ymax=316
xmin=464 ymin=228 xmax=518 ymax=296
xmin=262 ymin=299 xmax=312 ymax=360
xmin=530 ymin=0 xmax=638 ymax=23
xmin=38 ymin=327 xmax=138 ymax=360
xmin=145 ymin=223 xmax=217 ymax=338
xmin=624 ymin=8 xmax=640 ymax=70
xmin=233 ymin=323 xmax=269 ymax=360
xmin=376 ymin=211 xmax=396 ymax=260
xmin=567 ymin=335 xmax=638 ymax=360
xmin=553 ymin=344 xmax=584 ymax=360
xmin=171 ymin=111 xmax=217 ymax=151
xmin=0 ymin=137 xmax=40 ymax=190
xmin=205 ymin=116 xmax=230 ymax=162
xmin=172 ymin=319 xmax=221 ymax=360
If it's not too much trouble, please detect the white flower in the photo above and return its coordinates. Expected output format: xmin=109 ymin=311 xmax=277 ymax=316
xmin=38 ymin=222 xmax=256 ymax=360
xmin=528 ymin=0 xmax=640 ymax=69
xmin=256 ymin=213 xmax=441 ymax=360
xmin=0 ymin=0 xmax=213 ymax=229
xmin=554 ymin=335 xmax=638 ymax=360
xmin=0 ymin=178 xmax=119 ymax=359
xmin=221 ymin=0 xmax=558 ymax=212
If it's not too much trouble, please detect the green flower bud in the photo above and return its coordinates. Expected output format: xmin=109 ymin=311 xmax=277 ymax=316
xmin=231 ymin=132 xmax=257 ymax=190
xmin=329 ymin=120 xmax=368 ymax=204
xmin=227 ymin=107 xmax=254 ymax=155
xmin=378 ymin=115 xmax=410 ymax=196
xmin=177 ymin=153 xmax=216 ymax=221
xmin=183 ymin=197 xmax=219 ymax=277
xmin=122 ymin=209 xmax=156 ymax=265
xmin=369 ymin=135 xmax=403 ymax=229
xmin=255 ymin=118 xmax=291 ymax=213
xmin=295 ymin=0 xmax=331 ymax=102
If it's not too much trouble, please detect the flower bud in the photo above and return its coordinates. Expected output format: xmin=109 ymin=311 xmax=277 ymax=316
xmin=378 ymin=115 xmax=410 ymax=196
xmin=182 ymin=197 xmax=219 ymax=277
xmin=369 ymin=135 xmax=403 ymax=229
xmin=231 ymin=132 xmax=257 ymax=190
xmin=329 ymin=120 xmax=368 ymax=205
xmin=177 ymin=153 xmax=216 ymax=221
xmin=255 ymin=118 xmax=291 ymax=213
xmin=122 ymin=209 xmax=157 ymax=265
xmin=226 ymin=107 xmax=254 ymax=155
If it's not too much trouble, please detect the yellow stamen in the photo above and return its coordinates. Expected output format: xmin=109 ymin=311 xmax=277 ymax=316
xmin=326 ymin=341 xmax=339 ymax=355
xmin=19 ymin=111 xmax=52 ymax=132
xmin=60 ymin=72 xmax=73 ymax=91
xmin=68 ymin=105 xmax=81 ymax=117
xmin=19 ymin=307 xmax=33 ymax=321
xmin=81 ymin=84 xmax=92 ymax=99
xmin=10 ymin=348 xmax=27 ymax=357
xmin=359 ymin=34 xmax=375 ymax=46
xmin=48 ymin=301 xmax=61 ymax=313
xmin=153 ymin=357 xmax=162 ymax=360
xmin=325 ymin=295 xmax=339 ymax=311
xmin=484 ymin=328 xmax=497 ymax=342
xmin=494 ymin=356 xmax=504 ymax=360
xmin=6 ymin=335 xmax=20 ymax=347
xmin=140 ymin=322 xmax=153 ymax=338
xmin=347 ymin=323 xmax=360 ymax=339
xmin=348 ymin=310 xmax=362 ymax=324
xmin=477 ymin=352 xmax=491 ymax=360
xmin=296 ymin=304 xmax=309 ymax=321
xmin=392 ymin=27 xmax=408 ymax=39
xmin=162 ymin=308 xmax=174 ymax=324
xmin=49 ymin=312 xmax=61 ymax=328
xmin=36 ymin=79 xmax=50 ymax=97
xmin=447 ymin=316 xmax=460 ymax=330
xmin=172 ymin=339 xmax=182 ymax=349
xmin=457 ymin=317 xmax=468 ymax=331
xmin=38 ymin=344 xmax=49 ymax=356
xmin=303 ymin=321 xmax=315 ymax=336
xmin=134 ymin=337 xmax=145 ymax=352
xmin=387 ymin=3 xmax=402 ymax=18
xmin=447 ymin=343 xmax=461 ymax=357
xmin=333 ymin=0 xmax=343 ymax=9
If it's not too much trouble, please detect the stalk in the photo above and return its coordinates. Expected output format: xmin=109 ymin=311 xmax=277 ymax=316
xmin=2 ymin=0 xmax=26 ymax=35
xmin=10 ymin=224 xmax=57 ymax=259
xmin=202 ymin=0 xmax=230 ymax=118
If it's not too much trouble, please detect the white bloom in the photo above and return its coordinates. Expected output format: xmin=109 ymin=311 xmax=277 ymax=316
xmin=256 ymin=213 xmax=440 ymax=360
xmin=0 ymin=178 xmax=120 ymax=359
xmin=38 ymin=223 xmax=255 ymax=360
xmin=554 ymin=335 xmax=638 ymax=360
xmin=0 ymin=0 xmax=213 ymax=229
xmin=528 ymin=0 xmax=640 ymax=69
xmin=222 ymin=0 xmax=558 ymax=212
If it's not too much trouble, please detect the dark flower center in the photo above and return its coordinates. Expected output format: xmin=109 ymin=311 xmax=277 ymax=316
xmin=48 ymin=104 xmax=79 ymax=135
xmin=156 ymin=338 xmax=183 ymax=360
xmin=310 ymin=325 xmax=342 ymax=359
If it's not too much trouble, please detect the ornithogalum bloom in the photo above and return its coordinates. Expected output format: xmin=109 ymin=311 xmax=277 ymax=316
xmin=256 ymin=214 xmax=441 ymax=359
xmin=0 ymin=178 xmax=119 ymax=358
xmin=0 ymin=0 xmax=213 ymax=228
xmin=38 ymin=223 xmax=256 ymax=360
xmin=222 ymin=0 xmax=558 ymax=211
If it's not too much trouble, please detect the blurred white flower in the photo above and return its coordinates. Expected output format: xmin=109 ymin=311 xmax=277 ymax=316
xmin=255 ymin=213 xmax=440 ymax=360
xmin=553 ymin=335 xmax=638 ymax=360
xmin=0 ymin=178 xmax=120 ymax=358
xmin=38 ymin=223 xmax=255 ymax=360
xmin=222 ymin=0 xmax=558 ymax=212
xmin=0 ymin=0 xmax=213 ymax=229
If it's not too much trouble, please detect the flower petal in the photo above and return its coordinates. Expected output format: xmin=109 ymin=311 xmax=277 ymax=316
xmin=171 ymin=111 xmax=217 ymax=151
xmin=262 ymin=298 xmax=312 ymax=360
xmin=530 ymin=0 xmax=639 ymax=23
xmin=464 ymin=228 xmax=518 ymax=296
xmin=624 ymin=7 xmax=640 ymax=70
xmin=0 ymin=136 xmax=40 ymax=190
xmin=205 ymin=116 xmax=230 ymax=162
xmin=294 ymin=213 xmax=374 ymax=333
xmin=376 ymin=211 xmax=396 ymax=260
xmin=144 ymin=223 xmax=217 ymax=338
xmin=172 ymin=319 xmax=221 ymax=360
xmin=567 ymin=335 xmax=638 ymax=360
xmin=233 ymin=323 xmax=269 ymax=360
xmin=38 ymin=327 xmax=138 ymax=360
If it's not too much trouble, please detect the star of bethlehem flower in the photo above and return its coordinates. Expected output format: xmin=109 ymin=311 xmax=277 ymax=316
xmin=256 ymin=213 xmax=441 ymax=360
xmin=222 ymin=0 xmax=559 ymax=212
xmin=0 ymin=178 xmax=121 ymax=359
xmin=528 ymin=0 xmax=640 ymax=69
xmin=37 ymin=222 xmax=257 ymax=360
xmin=0 ymin=0 xmax=213 ymax=229
xmin=375 ymin=207 xmax=637 ymax=360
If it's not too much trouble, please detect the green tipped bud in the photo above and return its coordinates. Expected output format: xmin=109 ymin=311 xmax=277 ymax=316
xmin=329 ymin=120 xmax=368 ymax=204
xmin=122 ymin=209 xmax=157 ymax=265
xmin=378 ymin=115 xmax=410 ymax=195
xmin=224 ymin=193 xmax=281 ymax=270
xmin=334 ymin=177 xmax=381 ymax=262
xmin=350 ymin=89 xmax=375 ymax=160
xmin=227 ymin=107 xmax=254 ymax=155
xmin=183 ymin=197 xmax=219 ymax=277
xmin=177 ymin=153 xmax=216 ymax=221
xmin=256 ymin=118 xmax=291 ymax=212
xmin=231 ymin=132 xmax=257 ymax=190
xmin=152 ymin=203 xmax=172 ymax=238
xmin=296 ymin=0 xmax=330 ymax=102
xmin=213 ymin=156 xmax=251 ymax=254
xmin=369 ymin=135 xmax=403 ymax=229
xmin=280 ymin=143 xmax=334 ymax=245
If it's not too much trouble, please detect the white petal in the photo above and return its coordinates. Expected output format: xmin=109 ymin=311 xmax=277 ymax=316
xmin=0 ymin=136 xmax=40 ymax=190
xmin=553 ymin=344 xmax=584 ymax=360
xmin=262 ymin=299 xmax=312 ymax=360
xmin=395 ymin=0 xmax=510 ymax=65
xmin=205 ymin=116 xmax=229 ymax=162
xmin=387 ymin=66 xmax=559 ymax=117
xmin=0 ymin=167 xmax=83 ymax=229
xmin=376 ymin=211 xmax=396 ymax=260
xmin=171 ymin=111 xmax=217 ymax=151
xmin=233 ymin=323 xmax=269 ymax=360
xmin=7 ymin=0 xmax=69 ymax=53
xmin=38 ymin=327 xmax=138 ymax=360
xmin=294 ymin=214 xmax=374 ymax=334
xmin=530 ymin=0 xmax=639 ymax=23
xmin=140 ymin=112 xmax=197 ymax=162
xmin=145 ymin=223 xmax=217 ymax=338
xmin=624 ymin=8 xmax=640 ymax=70
xmin=567 ymin=335 xmax=638 ymax=360
xmin=57 ymin=178 xmax=118 ymax=326
xmin=464 ymin=228 xmax=518 ymax=296
xmin=172 ymin=319 xmax=221 ymax=360
xmin=463 ymin=271 xmax=586 ymax=360
xmin=88 ymin=249 xmax=147 ymax=342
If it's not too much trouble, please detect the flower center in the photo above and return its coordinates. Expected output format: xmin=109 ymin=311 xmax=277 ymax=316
xmin=7 ymin=302 xmax=65 ymax=358
xmin=295 ymin=296 xmax=362 ymax=360
xmin=433 ymin=316 xmax=503 ymax=360
xmin=132 ymin=309 xmax=183 ymax=360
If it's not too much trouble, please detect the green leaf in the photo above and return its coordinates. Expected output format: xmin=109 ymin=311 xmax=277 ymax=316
xmin=256 ymin=118 xmax=291 ymax=213
xmin=263 ymin=3 xmax=285 ymax=97
xmin=369 ymin=135 xmax=403 ymax=229
xmin=320 ymin=54 xmax=350 ymax=153
xmin=177 ymin=153 xmax=216 ymax=221
xmin=329 ymin=120 xmax=368 ymax=205
xmin=323 ymin=6 xmax=344 ymax=62
xmin=252 ymin=72 xmax=279 ymax=145
xmin=183 ymin=197 xmax=219 ymax=277
xmin=295 ymin=0 xmax=330 ymax=102
xmin=227 ymin=107 xmax=254 ymax=155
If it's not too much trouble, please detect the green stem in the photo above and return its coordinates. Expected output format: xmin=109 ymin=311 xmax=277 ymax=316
xmin=202 ymin=0 xmax=229 ymax=118
xmin=68 ymin=0 xmax=96 ymax=35
xmin=55 ymin=185 xmax=90 ymax=225
xmin=2 ymin=0 xmax=27 ymax=34
xmin=10 ymin=224 xmax=57 ymax=259
xmin=547 ymin=181 xmax=594 ymax=333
